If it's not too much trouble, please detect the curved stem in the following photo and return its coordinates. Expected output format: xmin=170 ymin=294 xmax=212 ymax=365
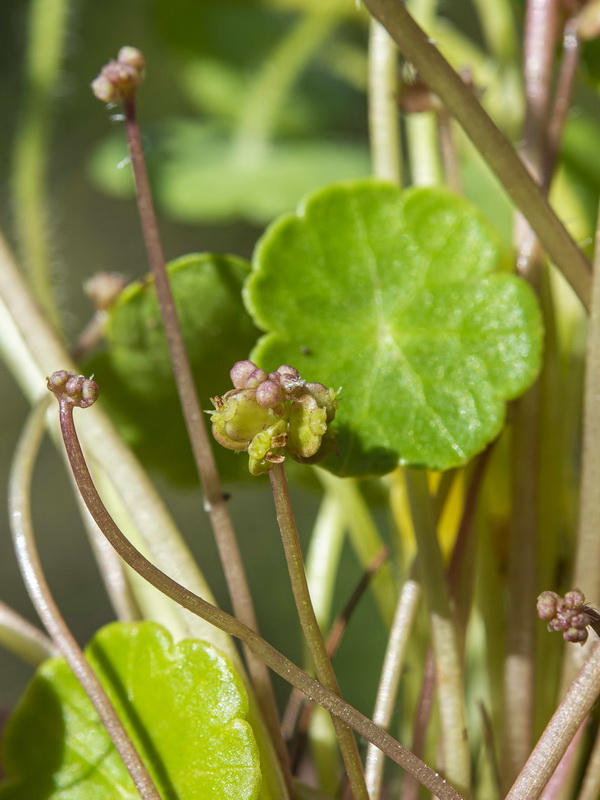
xmin=121 ymin=93 xmax=292 ymax=795
xmin=368 ymin=20 xmax=401 ymax=184
xmin=365 ymin=578 xmax=421 ymax=800
xmin=0 ymin=601 xmax=57 ymax=665
xmin=360 ymin=0 xmax=592 ymax=309
xmin=9 ymin=399 xmax=160 ymax=799
xmin=53 ymin=389 xmax=465 ymax=800
xmin=11 ymin=0 xmax=69 ymax=329
xmin=269 ymin=463 xmax=369 ymax=800
xmin=0 ymin=231 xmax=234 ymax=654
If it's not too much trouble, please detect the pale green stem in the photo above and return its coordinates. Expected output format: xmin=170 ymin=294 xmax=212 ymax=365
xmin=577 ymin=724 xmax=600 ymax=800
xmin=471 ymin=0 xmax=517 ymax=63
xmin=71 ymin=479 xmax=141 ymax=622
xmin=406 ymin=113 xmax=444 ymax=187
xmin=317 ymin=470 xmax=396 ymax=626
xmin=231 ymin=12 xmax=336 ymax=165
xmin=9 ymin=399 xmax=161 ymax=799
xmin=11 ymin=0 xmax=70 ymax=329
xmin=368 ymin=20 xmax=401 ymax=184
xmin=0 ymin=601 xmax=57 ymax=665
xmin=405 ymin=468 xmax=470 ymax=797
xmin=360 ymin=0 xmax=592 ymax=309
xmin=501 ymin=384 xmax=539 ymax=788
xmin=270 ymin=464 xmax=369 ymax=800
xmin=306 ymin=491 xmax=347 ymax=630
xmin=305 ymin=485 xmax=346 ymax=795
xmin=56 ymin=397 xmax=465 ymax=800
xmin=365 ymin=578 xmax=421 ymax=800
xmin=563 ymin=194 xmax=600 ymax=679
xmin=505 ymin=644 xmax=600 ymax=800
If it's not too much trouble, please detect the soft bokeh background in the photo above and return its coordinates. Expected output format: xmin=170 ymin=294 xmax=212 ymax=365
xmin=0 ymin=0 xmax=390 ymax=723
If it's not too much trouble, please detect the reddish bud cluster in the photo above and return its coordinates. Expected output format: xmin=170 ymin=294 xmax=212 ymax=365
xmin=47 ymin=371 xmax=99 ymax=409
xmin=210 ymin=361 xmax=339 ymax=476
xmin=91 ymin=46 xmax=145 ymax=104
xmin=537 ymin=589 xmax=600 ymax=645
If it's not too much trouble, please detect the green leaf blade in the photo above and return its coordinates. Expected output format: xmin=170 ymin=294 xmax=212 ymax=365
xmin=82 ymin=253 xmax=261 ymax=484
xmin=246 ymin=180 xmax=543 ymax=475
xmin=0 ymin=622 xmax=261 ymax=800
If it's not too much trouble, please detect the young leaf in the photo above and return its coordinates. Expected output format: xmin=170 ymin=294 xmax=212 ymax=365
xmin=82 ymin=253 xmax=260 ymax=484
xmin=245 ymin=180 xmax=543 ymax=476
xmin=0 ymin=622 xmax=261 ymax=799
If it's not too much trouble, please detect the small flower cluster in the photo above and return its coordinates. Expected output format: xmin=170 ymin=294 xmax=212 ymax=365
xmin=537 ymin=589 xmax=600 ymax=645
xmin=47 ymin=371 xmax=99 ymax=409
xmin=209 ymin=361 xmax=339 ymax=476
xmin=91 ymin=46 xmax=145 ymax=104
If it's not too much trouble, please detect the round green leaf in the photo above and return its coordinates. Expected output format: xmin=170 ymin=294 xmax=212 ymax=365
xmin=82 ymin=253 xmax=260 ymax=484
xmin=245 ymin=180 xmax=543 ymax=476
xmin=0 ymin=622 xmax=260 ymax=799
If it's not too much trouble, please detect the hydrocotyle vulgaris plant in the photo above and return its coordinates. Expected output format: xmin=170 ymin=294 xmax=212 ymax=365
xmin=3 ymin=2 xmax=600 ymax=799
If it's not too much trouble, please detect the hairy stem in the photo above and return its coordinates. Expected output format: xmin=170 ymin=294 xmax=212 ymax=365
xmin=122 ymin=94 xmax=291 ymax=793
xmin=505 ymin=644 xmax=600 ymax=800
xmin=9 ymin=399 xmax=161 ymax=799
xmin=269 ymin=463 xmax=369 ymax=800
xmin=361 ymin=0 xmax=591 ymax=309
xmin=11 ymin=0 xmax=69 ymax=329
xmin=53 ymin=390 xmax=465 ymax=800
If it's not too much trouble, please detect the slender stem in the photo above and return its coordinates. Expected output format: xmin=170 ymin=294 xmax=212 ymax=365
xmin=365 ymin=579 xmax=421 ymax=800
xmin=0 ymin=601 xmax=57 ymax=665
xmin=317 ymin=470 xmax=397 ymax=626
xmin=11 ymin=0 xmax=69 ymax=329
xmin=52 ymin=391 xmax=465 ymax=800
xmin=505 ymin=644 xmax=600 ymax=800
xmin=0 ymin=230 xmax=235 ymax=655
xmin=360 ymin=0 xmax=592 ymax=309
xmin=542 ymin=18 xmax=581 ymax=192
xmin=576 ymin=722 xmax=600 ymax=800
xmin=405 ymin=469 xmax=470 ymax=797
xmin=501 ymin=386 xmax=539 ymax=788
xmin=122 ymin=94 xmax=291 ymax=793
xmin=470 ymin=0 xmax=516 ymax=63
xmin=406 ymin=112 xmax=444 ymax=187
xmin=9 ymin=399 xmax=161 ymax=799
xmin=72 ymin=488 xmax=141 ymax=622
xmin=368 ymin=20 xmax=401 ymax=184
xmin=269 ymin=463 xmax=369 ymax=800
xmin=306 ymin=490 xmax=347 ymax=631
xmin=401 ymin=647 xmax=437 ymax=800
xmin=562 ymin=156 xmax=600 ymax=692
xmin=231 ymin=12 xmax=336 ymax=165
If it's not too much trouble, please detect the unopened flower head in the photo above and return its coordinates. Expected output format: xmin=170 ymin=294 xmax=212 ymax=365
xmin=537 ymin=589 xmax=600 ymax=645
xmin=91 ymin=47 xmax=145 ymax=104
xmin=209 ymin=360 xmax=339 ymax=475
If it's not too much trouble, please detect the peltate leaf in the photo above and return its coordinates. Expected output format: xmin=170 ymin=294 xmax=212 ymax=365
xmin=0 ymin=622 xmax=260 ymax=799
xmin=245 ymin=180 xmax=543 ymax=476
xmin=82 ymin=253 xmax=260 ymax=485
